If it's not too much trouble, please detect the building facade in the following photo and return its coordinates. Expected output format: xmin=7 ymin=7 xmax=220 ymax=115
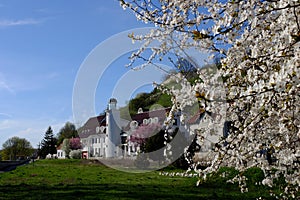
xmin=78 ymin=98 xmax=224 ymax=159
xmin=78 ymin=98 xmax=175 ymax=159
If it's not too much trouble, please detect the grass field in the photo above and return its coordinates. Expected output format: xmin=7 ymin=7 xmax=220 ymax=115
xmin=0 ymin=159 xmax=275 ymax=200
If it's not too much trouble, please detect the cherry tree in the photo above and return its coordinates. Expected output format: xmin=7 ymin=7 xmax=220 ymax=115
xmin=69 ymin=137 xmax=82 ymax=150
xmin=119 ymin=0 xmax=300 ymax=198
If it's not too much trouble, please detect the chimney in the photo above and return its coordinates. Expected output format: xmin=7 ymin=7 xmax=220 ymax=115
xmin=108 ymin=98 xmax=117 ymax=110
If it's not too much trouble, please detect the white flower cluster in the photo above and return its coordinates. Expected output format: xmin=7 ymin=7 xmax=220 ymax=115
xmin=158 ymin=171 xmax=198 ymax=178
xmin=119 ymin=0 xmax=300 ymax=197
xmin=227 ymin=174 xmax=249 ymax=193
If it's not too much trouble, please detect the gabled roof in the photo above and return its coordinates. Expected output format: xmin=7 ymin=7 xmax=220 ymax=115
xmin=79 ymin=107 xmax=172 ymax=137
xmin=78 ymin=114 xmax=106 ymax=138
xmin=131 ymin=107 xmax=171 ymax=125
xmin=122 ymin=108 xmax=171 ymax=131
xmin=56 ymin=143 xmax=63 ymax=150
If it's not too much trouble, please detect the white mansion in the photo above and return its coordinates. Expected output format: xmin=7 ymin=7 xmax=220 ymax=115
xmin=77 ymin=98 xmax=174 ymax=159
xmin=70 ymin=98 xmax=223 ymax=159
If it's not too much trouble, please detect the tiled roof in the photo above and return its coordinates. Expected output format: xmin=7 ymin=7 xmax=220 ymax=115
xmin=123 ymin=108 xmax=170 ymax=131
xmin=78 ymin=114 xmax=106 ymax=138
xmin=131 ymin=108 xmax=171 ymax=125
xmin=79 ymin=108 xmax=172 ymax=136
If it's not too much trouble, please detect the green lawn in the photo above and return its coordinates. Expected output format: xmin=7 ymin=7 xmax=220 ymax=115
xmin=0 ymin=159 xmax=273 ymax=200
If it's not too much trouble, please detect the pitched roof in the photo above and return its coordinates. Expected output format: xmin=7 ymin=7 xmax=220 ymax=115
xmin=56 ymin=143 xmax=63 ymax=150
xmin=78 ymin=106 xmax=173 ymax=139
xmin=131 ymin=107 xmax=171 ymax=125
xmin=78 ymin=114 xmax=106 ymax=138
xmin=122 ymin=108 xmax=170 ymax=131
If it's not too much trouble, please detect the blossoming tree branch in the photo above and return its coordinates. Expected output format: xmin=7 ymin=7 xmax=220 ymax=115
xmin=119 ymin=0 xmax=299 ymax=198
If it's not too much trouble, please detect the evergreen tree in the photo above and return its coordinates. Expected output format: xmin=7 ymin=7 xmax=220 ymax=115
xmin=40 ymin=126 xmax=57 ymax=158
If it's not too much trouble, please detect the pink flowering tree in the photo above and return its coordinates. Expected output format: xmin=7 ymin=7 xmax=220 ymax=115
xmin=129 ymin=123 xmax=162 ymax=151
xmin=69 ymin=137 xmax=82 ymax=150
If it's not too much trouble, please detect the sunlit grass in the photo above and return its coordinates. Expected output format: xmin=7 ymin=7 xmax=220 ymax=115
xmin=0 ymin=159 xmax=275 ymax=199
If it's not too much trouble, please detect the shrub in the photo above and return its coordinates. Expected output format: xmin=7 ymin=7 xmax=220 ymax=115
xmin=243 ymin=167 xmax=265 ymax=185
xmin=69 ymin=150 xmax=82 ymax=159
xmin=206 ymin=167 xmax=239 ymax=187
xmin=218 ymin=167 xmax=240 ymax=180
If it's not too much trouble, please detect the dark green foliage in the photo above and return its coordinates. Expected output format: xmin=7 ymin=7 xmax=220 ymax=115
xmin=271 ymin=169 xmax=287 ymax=189
xmin=128 ymin=93 xmax=153 ymax=115
xmin=39 ymin=127 xmax=57 ymax=159
xmin=1 ymin=137 xmax=33 ymax=160
xmin=144 ymin=130 xmax=165 ymax=161
xmin=128 ymin=90 xmax=172 ymax=115
xmin=206 ymin=167 xmax=239 ymax=187
xmin=208 ymin=166 xmax=264 ymax=187
xmin=155 ymin=93 xmax=172 ymax=108
xmin=56 ymin=122 xmax=78 ymax=146
xmin=273 ymin=173 xmax=287 ymax=189
xmin=203 ymin=167 xmax=278 ymax=198
xmin=218 ymin=167 xmax=240 ymax=180
xmin=119 ymin=88 xmax=172 ymax=119
xmin=243 ymin=167 xmax=265 ymax=185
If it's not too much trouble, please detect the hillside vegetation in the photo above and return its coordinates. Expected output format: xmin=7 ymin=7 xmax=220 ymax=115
xmin=119 ymin=63 xmax=217 ymax=120
xmin=119 ymin=88 xmax=172 ymax=119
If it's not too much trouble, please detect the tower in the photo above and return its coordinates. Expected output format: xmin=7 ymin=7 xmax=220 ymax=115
xmin=105 ymin=98 xmax=121 ymax=158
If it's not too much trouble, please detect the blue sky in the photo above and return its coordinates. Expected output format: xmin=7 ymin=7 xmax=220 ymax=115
xmin=0 ymin=0 xmax=156 ymax=147
xmin=0 ymin=0 xmax=210 ymax=149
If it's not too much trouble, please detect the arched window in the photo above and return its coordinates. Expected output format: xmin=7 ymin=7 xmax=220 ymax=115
xmin=143 ymin=119 xmax=149 ymax=125
xmin=130 ymin=121 xmax=138 ymax=129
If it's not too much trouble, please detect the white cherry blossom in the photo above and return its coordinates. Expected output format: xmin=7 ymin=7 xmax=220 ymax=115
xmin=119 ymin=0 xmax=300 ymax=198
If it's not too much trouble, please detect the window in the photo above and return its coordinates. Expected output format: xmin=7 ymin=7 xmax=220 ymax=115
xmin=143 ymin=119 xmax=148 ymax=124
